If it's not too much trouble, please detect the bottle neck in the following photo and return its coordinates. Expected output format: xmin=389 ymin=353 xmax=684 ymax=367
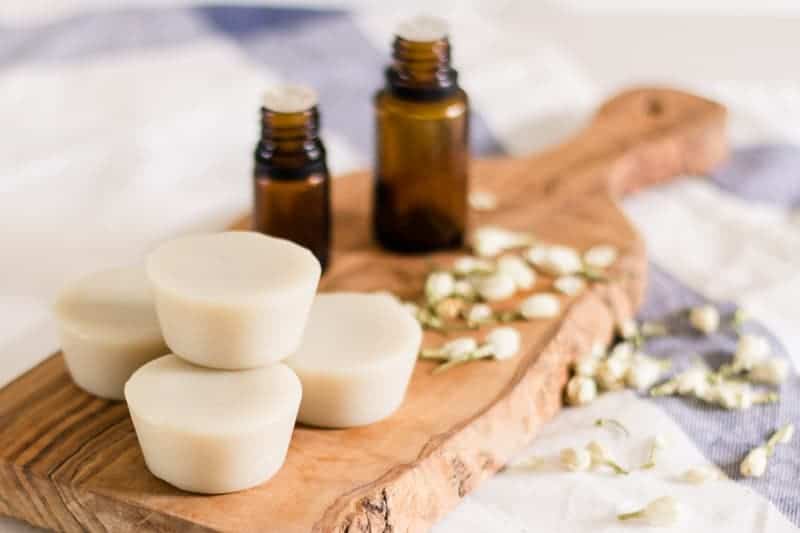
xmin=256 ymin=106 xmax=325 ymax=178
xmin=386 ymin=36 xmax=458 ymax=100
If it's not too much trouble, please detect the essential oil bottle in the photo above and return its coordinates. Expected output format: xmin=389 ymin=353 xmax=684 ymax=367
xmin=373 ymin=16 xmax=469 ymax=252
xmin=253 ymin=85 xmax=331 ymax=271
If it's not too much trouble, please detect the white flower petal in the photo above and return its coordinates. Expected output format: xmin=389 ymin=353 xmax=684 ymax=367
xmin=497 ymin=255 xmax=536 ymax=290
xmin=689 ymin=304 xmax=720 ymax=334
xmin=477 ymin=273 xmax=517 ymax=301
xmin=566 ymin=375 xmax=597 ymax=405
xmin=485 ymin=327 xmax=521 ymax=360
xmin=553 ymin=275 xmax=585 ymax=296
xmin=519 ymin=293 xmax=560 ymax=319
xmin=583 ymin=244 xmax=618 ymax=269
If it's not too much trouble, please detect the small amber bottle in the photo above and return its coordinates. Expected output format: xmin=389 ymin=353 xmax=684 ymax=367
xmin=374 ymin=16 xmax=469 ymax=252
xmin=253 ymin=85 xmax=331 ymax=270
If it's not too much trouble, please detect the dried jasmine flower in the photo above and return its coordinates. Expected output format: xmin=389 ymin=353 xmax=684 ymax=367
xmin=530 ymin=245 xmax=583 ymax=276
xmin=466 ymin=303 xmax=494 ymax=326
xmin=641 ymin=434 xmax=667 ymax=469
xmin=583 ymin=244 xmax=618 ymax=269
xmin=572 ymin=354 xmax=600 ymax=377
xmin=424 ymin=271 xmax=455 ymax=304
xmin=425 ymin=327 xmax=522 ymax=373
xmin=435 ymin=297 xmax=465 ymax=320
xmin=485 ymin=326 xmax=521 ymax=360
xmin=683 ymin=465 xmax=721 ymax=484
xmin=740 ymin=424 xmax=795 ymax=478
xmin=626 ymin=354 xmax=669 ymax=391
xmin=560 ymin=447 xmax=592 ymax=472
xmin=688 ymin=304 xmax=720 ymax=334
xmin=740 ymin=446 xmax=768 ymax=478
xmin=586 ymin=440 xmax=629 ymax=474
xmin=565 ymin=375 xmax=597 ymax=406
xmin=594 ymin=418 xmax=630 ymax=437
xmin=749 ymin=357 xmax=789 ymax=385
xmin=617 ymin=319 xmax=639 ymax=341
xmin=471 ymin=226 xmax=534 ymax=258
xmin=420 ymin=337 xmax=478 ymax=361
xmin=468 ymin=190 xmax=498 ymax=211
xmin=453 ymin=256 xmax=493 ymax=276
xmin=477 ymin=272 xmax=517 ymax=301
xmin=553 ymin=274 xmax=585 ymax=296
xmin=452 ymin=279 xmax=476 ymax=300
xmin=519 ymin=293 xmax=561 ymax=319
xmin=618 ymin=496 xmax=681 ymax=527
xmin=497 ymin=255 xmax=536 ymax=290
xmin=733 ymin=333 xmax=771 ymax=371
xmin=596 ymin=348 xmax=632 ymax=391
xmin=508 ymin=456 xmax=544 ymax=470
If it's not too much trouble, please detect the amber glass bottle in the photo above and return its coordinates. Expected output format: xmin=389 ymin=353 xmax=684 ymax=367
xmin=253 ymin=86 xmax=331 ymax=270
xmin=373 ymin=17 xmax=469 ymax=252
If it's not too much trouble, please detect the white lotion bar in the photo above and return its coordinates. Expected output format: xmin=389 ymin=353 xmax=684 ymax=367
xmin=146 ymin=231 xmax=321 ymax=369
xmin=125 ymin=355 xmax=301 ymax=494
xmin=54 ymin=266 xmax=167 ymax=400
xmin=286 ymin=292 xmax=422 ymax=428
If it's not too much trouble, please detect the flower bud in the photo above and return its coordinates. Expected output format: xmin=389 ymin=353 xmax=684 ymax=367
xmin=560 ymin=447 xmax=591 ymax=472
xmin=740 ymin=446 xmax=768 ymax=477
xmin=689 ymin=304 xmax=720 ymax=334
xmin=425 ymin=271 xmax=455 ymax=303
xmin=485 ymin=327 xmax=521 ymax=360
xmin=749 ymin=357 xmax=789 ymax=385
xmin=553 ymin=275 xmax=585 ymax=296
xmin=519 ymin=293 xmax=560 ymax=319
xmin=566 ymin=375 xmax=597 ymax=406
xmin=497 ymin=255 xmax=536 ymax=290
xmin=734 ymin=334 xmax=770 ymax=371
xmin=477 ymin=273 xmax=517 ymax=301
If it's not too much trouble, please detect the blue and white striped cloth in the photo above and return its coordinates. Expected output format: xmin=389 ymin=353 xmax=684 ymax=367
xmin=1 ymin=4 xmax=798 ymax=532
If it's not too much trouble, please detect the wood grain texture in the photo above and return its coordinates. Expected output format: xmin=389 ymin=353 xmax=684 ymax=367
xmin=0 ymin=87 xmax=726 ymax=533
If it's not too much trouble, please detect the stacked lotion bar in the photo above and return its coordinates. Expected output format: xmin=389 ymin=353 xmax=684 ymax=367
xmin=54 ymin=231 xmax=422 ymax=494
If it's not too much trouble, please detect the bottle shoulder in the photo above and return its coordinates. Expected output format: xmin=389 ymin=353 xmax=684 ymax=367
xmin=375 ymin=88 xmax=468 ymax=119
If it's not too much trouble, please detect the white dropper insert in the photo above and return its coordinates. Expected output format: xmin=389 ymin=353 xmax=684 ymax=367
xmin=285 ymin=292 xmax=422 ymax=428
xmin=262 ymin=84 xmax=318 ymax=113
xmin=395 ymin=15 xmax=449 ymax=42
xmin=54 ymin=266 xmax=167 ymax=400
xmin=125 ymin=355 xmax=301 ymax=494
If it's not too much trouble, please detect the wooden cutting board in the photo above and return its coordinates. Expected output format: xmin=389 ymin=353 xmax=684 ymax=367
xmin=0 ymin=87 xmax=726 ymax=533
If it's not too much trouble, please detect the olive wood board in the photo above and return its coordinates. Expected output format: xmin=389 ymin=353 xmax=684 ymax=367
xmin=0 ymin=87 xmax=727 ymax=533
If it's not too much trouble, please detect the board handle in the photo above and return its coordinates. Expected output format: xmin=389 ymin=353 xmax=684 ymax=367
xmin=524 ymin=87 xmax=728 ymax=198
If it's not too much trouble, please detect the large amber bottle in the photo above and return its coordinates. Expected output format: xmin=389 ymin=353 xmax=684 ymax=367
xmin=373 ymin=16 xmax=469 ymax=252
xmin=253 ymin=85 xmax=331 ymax=270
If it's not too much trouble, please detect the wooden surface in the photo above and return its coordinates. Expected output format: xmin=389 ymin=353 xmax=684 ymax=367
xmin=0 ymin=87 xmax=727 ymax=533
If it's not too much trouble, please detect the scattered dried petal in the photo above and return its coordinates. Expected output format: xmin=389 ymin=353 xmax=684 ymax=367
xmin=477 ymin=273 xmax=517 ymax=301
xmin=566 ymin=375 xmax=597 ymax=406
xmin=497 ymin=255 xmax=536 ymax=290
xmin=618 ymin=496 xmax=681 ymax=527
xmin=519 ymin=293 xmax=561 ymax=319
xmin=553 ymin=275 xmax=585 ymax=296
xmin=560 ymin=447 xmax=592 ymax=472
xmin=689 ymin=304 xmax=720 ymax=334
xmin=583 ymin=245 xmax=618 ymax=269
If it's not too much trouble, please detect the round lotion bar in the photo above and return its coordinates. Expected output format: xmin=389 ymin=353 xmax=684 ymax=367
xmin=125 ymin=355 xmax=301 ymax=494
xmin=54 ymin=266 xmax=167 ymax=400
xmin=285 ymin=292 xmax=422 ymax=428
xmin=146 ymin=231 xmax=321 ymax=369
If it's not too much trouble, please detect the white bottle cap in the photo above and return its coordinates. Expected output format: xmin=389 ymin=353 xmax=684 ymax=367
xmin=395 ymin=15 xmax=449 ymax=42
xmin=262 ymin=84 xmax=318 ymax=113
